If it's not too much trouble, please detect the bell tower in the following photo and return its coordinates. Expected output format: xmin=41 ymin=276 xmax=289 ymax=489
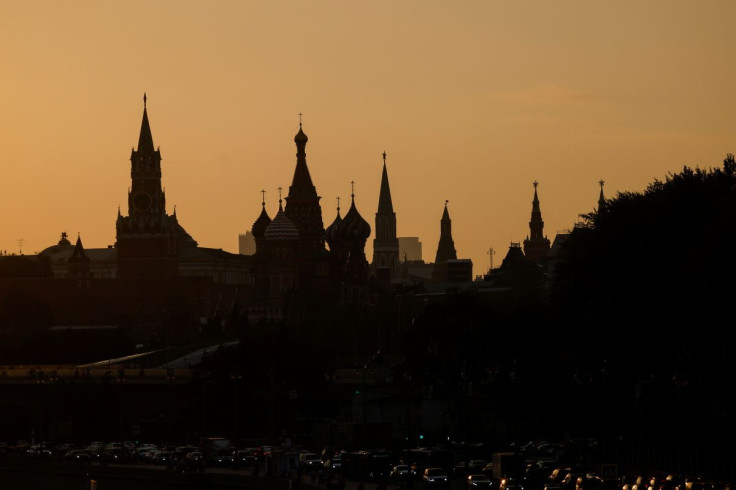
xmin=116 ymin=94 xmax=178 ymax=279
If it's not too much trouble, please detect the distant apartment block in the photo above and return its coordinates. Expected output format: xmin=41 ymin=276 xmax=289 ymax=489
xmin=398 ymin=237 xmax=422 ymax=262
xmin=239 ymin=231 xmax=255 ymax=255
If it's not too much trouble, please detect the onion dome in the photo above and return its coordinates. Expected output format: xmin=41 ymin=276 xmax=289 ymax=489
xmin=338 ymin=193 xmax=371 ymax=242
xmin=325 ymin=200 xmax=342 ymax=249
xmin=265 ymin=201 xmax=299 ymax=241
xmin=251 ymin=202 xmax=272 ymax=239
xmin=294 ymin=123 xmax=308 ymax=146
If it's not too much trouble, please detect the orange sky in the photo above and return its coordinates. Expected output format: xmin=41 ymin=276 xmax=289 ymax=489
xmin=2 ymin=1 xmax=735 ymax=274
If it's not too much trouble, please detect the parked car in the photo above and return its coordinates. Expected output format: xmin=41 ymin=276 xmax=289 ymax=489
xmin=423 ymin=467 xmax=450 ymax=489
xmin=468 ymin=474 xmax=495 ymax=490
xmin=545 ymin=468 xmax=575 ymax=490
xmin=576 ymin=474 xmax=605 ymax=490
xmin=236 ymin=449 xmax=257 ymax=466
xmin=299 ymin=452 xmax=323 ymax=470
xmin=65 ymin=449 xmax=92 ymax=463
xmin=500 ymin=478 xmax=523 ymax=490
xmin=392 ymin=464 xmax=416 ymax=481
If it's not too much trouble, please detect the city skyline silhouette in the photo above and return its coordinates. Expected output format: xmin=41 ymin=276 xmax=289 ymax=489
xmin=2 ymin=2 xmax=735 ymax=272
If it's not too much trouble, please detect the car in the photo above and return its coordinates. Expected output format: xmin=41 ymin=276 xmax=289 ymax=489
xmin=299 ymin=452 xmax=323 ymax=470
xmin=545 ymin=468 xmax=575 ymax=490
xmin=392 ymin=464 xmax=416 ymax=481
xmin=468 ymin=474 xmax=495 ymax=490
xmin=576 ymin=474 xmax=604 ymax=490
xmin=65 ymin=449 xmax=92 ymax=463
xmin=325 ymin=457 xmax=343 ymax=473
xmin=212 ymin=449 xmax=234 ymax=467
xmin=236 ymin=449 xmax=257 ymax=466
xmin=423 ymin=467 xmax=450 ymax=489
xmin=500 ymin=478 xmax=524 ymax=490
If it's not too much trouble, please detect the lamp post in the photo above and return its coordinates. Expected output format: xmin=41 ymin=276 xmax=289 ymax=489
xmin=509 ymin=361 xmax=520 ymax=481
xmin=403 ymin=372 xmax=414 ymax=490
xmin=116 ymin=369 xmax=126 ymax=444
xmin=601 ymin=359 xmax=608 ymax=462
xmin=231 ymin=373 xmax=243 ymax=451
xmin=325 ymin=371 xmax=336 ymax=460
xmin=166 ymin=369 xmax=176 ymax=444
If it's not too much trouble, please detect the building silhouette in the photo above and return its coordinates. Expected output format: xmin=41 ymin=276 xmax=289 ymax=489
xmin=238 ymin=230 xmax=256 ymax=255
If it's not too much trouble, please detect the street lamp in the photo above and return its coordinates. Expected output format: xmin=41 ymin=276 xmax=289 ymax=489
xmin=230 ymin=373 xmax=243 ymax=451
xmin=166 ymin=369 xmax=176 ymax=444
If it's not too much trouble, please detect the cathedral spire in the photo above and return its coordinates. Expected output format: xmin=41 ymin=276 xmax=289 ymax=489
xmin=598 ymin=179 xmax=606 ymax=211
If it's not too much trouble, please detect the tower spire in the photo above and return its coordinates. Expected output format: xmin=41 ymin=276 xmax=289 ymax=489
xmin=523 ymin=180 xmax=550 ymax=264
xmin=598 ymin=179 xmax=606 ymax=210
xmin=373 ymin=151 xmax=399 ymax=280
xmin=377 ymin=152 xmax=394 ymax=214
xmin=137 ymin=93 xmax=154 ymax=153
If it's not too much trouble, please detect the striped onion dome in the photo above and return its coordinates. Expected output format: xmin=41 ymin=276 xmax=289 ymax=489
xmin=265 ymin=203 xmax=298 ymax=241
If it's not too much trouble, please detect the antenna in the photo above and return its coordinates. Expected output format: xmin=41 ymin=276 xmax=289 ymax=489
xmin=487 ymin=247 xmax=496 ymax=271
xmin=17 ymin=238 xmax=24 ymax=255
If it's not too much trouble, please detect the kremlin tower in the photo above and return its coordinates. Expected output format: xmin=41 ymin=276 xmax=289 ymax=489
xmin=523 ymin=181 xmax=551 ymax=264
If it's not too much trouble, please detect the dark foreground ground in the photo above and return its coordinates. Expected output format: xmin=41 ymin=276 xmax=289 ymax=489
xmin=0 ymin=458 xmax=298 ymax=490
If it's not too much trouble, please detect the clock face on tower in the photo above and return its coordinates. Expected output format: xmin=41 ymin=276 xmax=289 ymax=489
xmin=132 ymin=191 xmax=152 ymax=212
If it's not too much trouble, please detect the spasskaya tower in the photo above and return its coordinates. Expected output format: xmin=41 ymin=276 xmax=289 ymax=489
xmin=115 ymin=94 xmax=178 ymax=279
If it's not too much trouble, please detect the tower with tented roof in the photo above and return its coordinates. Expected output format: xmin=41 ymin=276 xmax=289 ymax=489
xmin=523 ymin=181 xmax=551 ymax=264
xmin=372 ymin=151 xmax=400 ymax=282
xmin=432 ymin=201 xmax=458 ymax=281
xmin=116 ymin=94 xmax=179 ymax=280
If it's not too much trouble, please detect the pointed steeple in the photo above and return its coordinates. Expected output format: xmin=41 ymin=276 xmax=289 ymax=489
xmin=598 ymin=179 xmax=606 ymax=211
xmin=373 ymin=151 xmax=399 ymax=280
xmin=137 ymin=93 xmax=155 ymax=153
xmin=69 ymin=233 xmax=90 ymax=286
xmin=440 ymin=200 xmax=451 ymax=236
xmin=523 ymin=181 xmax=550 ymax=264
xmin=71 ymin=233 xmax=86 ymax=260
xmin=434 ymin=200 xmax=457 ymax=264
xmin=377 ymin=151 xmax=394 ymax=214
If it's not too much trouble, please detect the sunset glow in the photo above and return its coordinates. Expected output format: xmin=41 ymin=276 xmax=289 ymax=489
xmin=2 ymin=1 xmax=735 ymax=272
